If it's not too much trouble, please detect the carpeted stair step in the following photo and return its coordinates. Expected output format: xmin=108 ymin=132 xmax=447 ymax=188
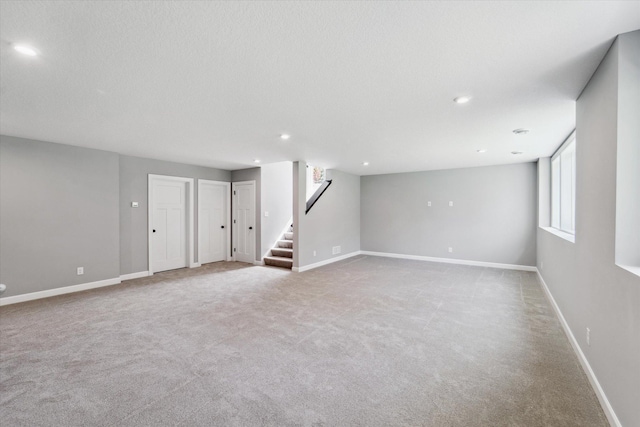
xmin=271 ymin=248 xmax=293 ymax=258
xmin=264 ymin=256 xmax=293 ymax=269
xmin=284 ymin=232 xmax=294 ymax=240
xmin=277 ymin=240 xmax=293 ymax=249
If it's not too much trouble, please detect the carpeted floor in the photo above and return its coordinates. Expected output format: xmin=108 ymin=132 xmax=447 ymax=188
xmin=0 ymin=255 xmax=607 ymax=426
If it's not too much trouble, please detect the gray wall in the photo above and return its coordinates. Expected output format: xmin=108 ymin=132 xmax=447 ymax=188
xmin=294 ymin=163 xmax=361 ymax=268
xmin=615 ymin=31 xmax=640 ymax=268
xmin=361 ymin=163 xmax=537 ymax=266
xmin=260 ymin=162 xmax=293 ymax=258
xmin=0 ymin=136 xmax=120 ymax=298
xmin=537 ymin=32 xmax=640 ymax=427
xmin=231 ymin=167 xmax=261 ymax=262
xmin=119 ymin=155 xmax=230 ymax=275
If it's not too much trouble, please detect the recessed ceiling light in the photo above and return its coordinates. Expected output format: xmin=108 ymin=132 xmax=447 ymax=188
xmin=280 ymin=134 xmax=291 ymax=140
xmin=254 ymin=159 xmax=261 ymax=163
xmin=362 ymin=162 xmax=369 ymax=166
xmin=13 ymin=44 xmax=38 ymax=56
xmin=477 ymin=149 xmax=487 ymax=153
xmin=511 ymin=151 xmax=523 ymax=155
xmin=512 ymin=128 xmax=530 ymax=135
xmin=453 ymin=96 xmax=471 ymax=104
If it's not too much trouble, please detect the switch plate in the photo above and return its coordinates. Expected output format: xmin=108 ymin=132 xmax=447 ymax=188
xmin=449 ymin=201 xmax=453 ymax=207
xmin=313 ymin=250 xmax=316 ymax=257
xmin=77 ymin=267 xmax=84 ymax=275
xmin=264 ymin=211 xmax=269 ymax=217
xmin=131 ymin=202 xmax=139 ymax=208
xmin=427 ymin=201 xmax=432 ymax=207
xmin=586 ymin=328 xmax=591 ymax=345
xmin=448 ymin=247 xmax=453 ymax=253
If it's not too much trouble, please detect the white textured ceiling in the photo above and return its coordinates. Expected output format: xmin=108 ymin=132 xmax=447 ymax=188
xmin=1 ymin=1 xmax=639 ymax=175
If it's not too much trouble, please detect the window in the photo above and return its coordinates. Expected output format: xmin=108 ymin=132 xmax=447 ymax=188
xmin=551 ymin=132 xmax=576 ymax=235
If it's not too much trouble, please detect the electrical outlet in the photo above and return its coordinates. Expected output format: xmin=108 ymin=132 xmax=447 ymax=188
xmin=332 ymin=246 xmax=341 ymax=255
xmin=131 ymin=202 xmax=139 ymax=208
xmin=586 ymin=328 xmax=591 ymax=346
xmin=449 ymin=201 xmax=453 ymax=207
xmin=77 ymin=267 xmax=84 ymax=275
xmin=448 ymin=247 xmax=453 ymax=253
xmin=313 ymin=250 xmax=316 ymax=257
xmin=427 ymin=201 xmax=432 ymax=207
xmin=264 ymin=211 xmax=269 ymax=217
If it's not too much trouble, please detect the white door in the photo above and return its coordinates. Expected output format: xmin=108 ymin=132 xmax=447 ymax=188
xmin=199 ymin=180 xmax=229 ymax=264
xmin=232 ymin=181 xmax=255 ymax=263
xmin=150 ymin=177 xmax=188 ymax=273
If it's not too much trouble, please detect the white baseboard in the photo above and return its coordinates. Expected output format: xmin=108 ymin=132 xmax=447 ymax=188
xmin=360 ymin=251 xmax=537 ymax=272
xmin=0 ymin=277 xmax=121 ymax=307
xmin=190 ymin=262 xmax=201 ymax=268
xmin=293 ymin=251 xmax=361 ymax=272
xmin=536 ymin=270 xmax=621 ymax=427
xmin=119 ymin=271 xmax=150 ymax=281
xmin=254 ymin=260 xmax=265 ymax=266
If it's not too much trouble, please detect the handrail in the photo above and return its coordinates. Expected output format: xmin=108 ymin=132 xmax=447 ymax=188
xmin=305 ymin=179 xmax=332 ymax=214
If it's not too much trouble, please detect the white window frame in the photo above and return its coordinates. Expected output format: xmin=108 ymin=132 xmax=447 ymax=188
xmin=550 ymin=131 xmax=576 ymax=238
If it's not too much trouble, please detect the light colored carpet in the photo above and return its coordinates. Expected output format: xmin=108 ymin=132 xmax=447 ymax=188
xmin=0 ymin=255 xmax=607 ymax=426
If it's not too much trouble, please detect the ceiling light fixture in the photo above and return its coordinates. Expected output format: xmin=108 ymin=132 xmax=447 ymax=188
xmin=13 ymin=44 xmax=38 ymax=56
xmin=362 ymin=162 xmax=369 ymax=166
xmin=511 ymin=151 xmax=523 ymax=155
xmin=512 ymin=128 xmax=530 ymax=135
xmin=477 ymin=149 xmax=487 ymax=153
xmin=254 ymin=159 xmax=261 ymax=163
xmin=453 ymin=96 xmax=471 ymax=104
xmin=280 ymin=134 xmax=291 ymax=140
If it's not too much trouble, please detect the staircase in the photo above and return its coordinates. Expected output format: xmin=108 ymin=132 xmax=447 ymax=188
xmin=264 ymin=225 xmax=293 ymax=269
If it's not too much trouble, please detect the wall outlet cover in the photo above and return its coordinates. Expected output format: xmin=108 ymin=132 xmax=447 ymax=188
xmin=77 ymin=267 xmax=84 ymax=275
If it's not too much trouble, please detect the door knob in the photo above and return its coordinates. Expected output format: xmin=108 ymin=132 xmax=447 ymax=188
xmin=249 ymin=226 xmax=253 ymax=230
xmin=153 ymin=229 xmax=156 ymax=233
xmin=221 ymin=225 xmax=225 ymax=229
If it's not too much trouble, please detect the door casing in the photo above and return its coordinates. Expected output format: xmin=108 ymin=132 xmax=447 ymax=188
xmin=148 ymin=174 xmax=195 ymax=275
xmin=232 ymin=180 xmax=256 ymax=264
xmin=198 ymin=179 xmax=231 ymax=263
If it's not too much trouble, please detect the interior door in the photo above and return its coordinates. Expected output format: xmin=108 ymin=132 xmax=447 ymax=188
xmin=199 ymin=180 xmax=228 ymax=264
xmin=232 ymin=181 xmax=255 ymax=263
xmin=151 ymin=178 xmax=187 ymax=272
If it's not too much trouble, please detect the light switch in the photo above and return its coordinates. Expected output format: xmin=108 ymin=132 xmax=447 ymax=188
xmin=449 ymin=201 xmax=453 ymax=207
xmin=427 ymin=201 xmax=432 ymax=207
xmin=131 ymin=202 xmax=139 ymax=208
xmin=264 ymin=211 xmax=269 ymax=217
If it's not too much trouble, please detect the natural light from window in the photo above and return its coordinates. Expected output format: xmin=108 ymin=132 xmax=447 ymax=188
xmin=551 ymin=132 xmax=576 ymax=236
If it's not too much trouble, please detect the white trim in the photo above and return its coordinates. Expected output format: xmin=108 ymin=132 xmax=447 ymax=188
xmin=293 ymin=251 xmax=361 ymax=272
xmin=0 ymin=278 xmax=121 ymax=306
xmin=120 ymin=271 xmax=150 ymax=281
xmin=536 ymin=270 xmax=621 ymax=427
xmin=191 ymin=262 xmax=201 ymax=268
xmin=232 ymin=180 xmax=257 ymax=264
xmin=360 ymin=251 xmax=537 ymax=271
xmin=197 ymin=179 xmax=232 ymax=264
xmin=253 ymin=260 xmax=265 ymax=266
xmin=540 ymin=226 xmax=575 ymax=243
xmin=148 ymin=174 xmax=195 ymax=275
xmin=615 ymin=263 xmax=640 ymax=277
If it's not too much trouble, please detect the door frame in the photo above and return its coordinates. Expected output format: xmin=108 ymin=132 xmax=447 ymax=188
xmin=148 ymin=174 xmax=196 ymax=275
xmin=197 ymin=179 xmax=232 ymax=263
xmin=232 ymin=180 xmax=256 ymax=263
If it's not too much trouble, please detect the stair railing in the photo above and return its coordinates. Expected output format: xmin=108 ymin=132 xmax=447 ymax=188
xmin=305 ymin=179 xmax=332 ymax=214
